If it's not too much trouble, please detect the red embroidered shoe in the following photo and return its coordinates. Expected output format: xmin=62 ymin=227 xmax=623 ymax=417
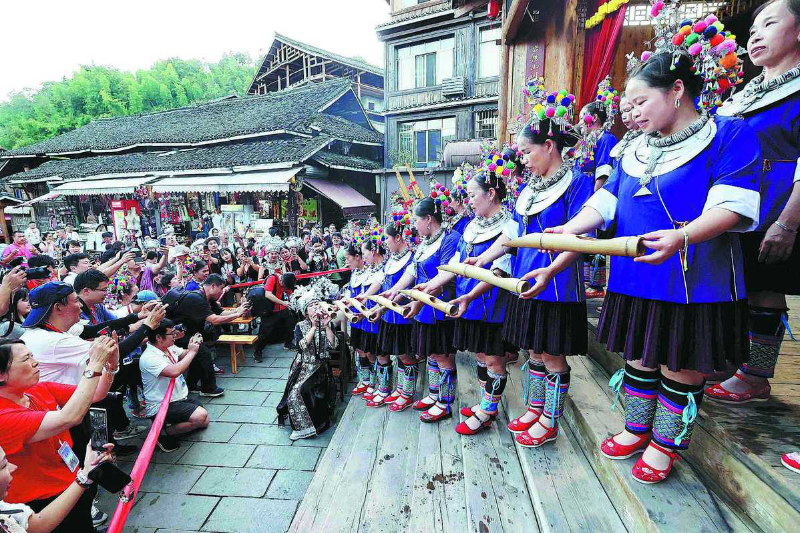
xmin=507 ymin=409 xmax=541 ymax=434
xmin=515 ymin=420 xmax=558 ymax=448
xmin=366 ymin=394 xmax=389 ymax=408
xmin=600 ymin=432 xmax=650 ymax=459
xmin=413 ymin=395 xmax=437 ymax=411
xmin=455 ymin=415 xmax=493 ymax=435
xmin=420 ymin=406 xmax=452 ymax=423
xmin=631 ymin=442 xmax=680 ymax=484
xmin=705 ymin=377 xmax=771 ymax=404
xmin=781 ymin=452 xmax=800 ymax=474
xmin=362 ymin=386 xmax=376 ymax=401
xmin=384 ymin=389 xmax=401 ymax=404
xmin=460 ymin=405 xmax=477 ymax=417
xmin=389 ymin=395 xmax=413 ymax=412
xmin=585 ymin=287 xmax=605 ymax=299
xmin=351 ymin=383 xmax=369 ymax=395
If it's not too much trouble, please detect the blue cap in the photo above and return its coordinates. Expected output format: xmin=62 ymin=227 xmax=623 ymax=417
xmin=133 ymin=290 xmax=158 ymax=303
xmin=23 ymin=281 xmax=75 ymax=328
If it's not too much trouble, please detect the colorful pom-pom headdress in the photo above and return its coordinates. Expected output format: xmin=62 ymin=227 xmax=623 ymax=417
xmin=523 ymin=76 xmax=577 ymax=135
xmin=426 ymin=178 xmax=454 ymax=222
xmin=634 ymin=2 xmax=745 ymax=110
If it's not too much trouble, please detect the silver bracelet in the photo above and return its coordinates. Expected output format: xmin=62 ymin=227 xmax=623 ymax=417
xmin=774 ymin=220 xmax=798 ymax=235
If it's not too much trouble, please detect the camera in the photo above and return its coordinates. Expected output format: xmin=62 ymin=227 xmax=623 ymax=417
xmin=25 ymin=266 xmax=52 ymax=280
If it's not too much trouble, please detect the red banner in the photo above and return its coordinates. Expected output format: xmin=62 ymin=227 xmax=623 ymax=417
xmin=107 ymin=379 xmax=175 ymax=533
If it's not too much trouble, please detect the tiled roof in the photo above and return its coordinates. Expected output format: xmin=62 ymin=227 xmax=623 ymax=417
xmin=5 ymin=136 xmax=331 ymax=183
xmin=308 ymin=114 xmax=383 ymax=144
xmin=312 ymin=150 xmax=382 ymax=171
xmin=2 ymin=79 xmax=354 ymax=157
xmin=272 ymin=33 xmax=383 ymax=76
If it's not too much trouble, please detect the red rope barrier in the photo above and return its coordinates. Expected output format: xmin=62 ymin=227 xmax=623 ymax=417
xmin=106 ymin=379 xmax=175 ymax=533
xmin=228 ymin=267 xmax=352 ymax=290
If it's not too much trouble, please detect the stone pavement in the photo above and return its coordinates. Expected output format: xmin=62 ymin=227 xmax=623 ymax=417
xmin=97 ymin=341 xmax=349 ymax=533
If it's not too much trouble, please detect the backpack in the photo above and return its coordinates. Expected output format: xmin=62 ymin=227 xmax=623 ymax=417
xmin=161 ymin=287 xmax=194 ymax=320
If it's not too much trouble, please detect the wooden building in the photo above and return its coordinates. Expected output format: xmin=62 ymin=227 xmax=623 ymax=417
xmin=375 ymin=0 xmax=503 ymax=214
xmin=247 ymin=33 xmax=386 ymax=132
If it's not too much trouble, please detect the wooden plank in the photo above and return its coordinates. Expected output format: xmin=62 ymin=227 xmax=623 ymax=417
xmin=408 ymin=372 xmax=467 ymax=533
xmin=565 ymin=355 xmax=748 ymax=533
xmin=456 ymin=352 xmax=539 ymax=533
xmin=323 ymin=407 xmax=389 ymax=531
xmin=289 ymin=397 xmax=368 ymax=532
xmin=502 ymin=364 xmax=626 ymax=533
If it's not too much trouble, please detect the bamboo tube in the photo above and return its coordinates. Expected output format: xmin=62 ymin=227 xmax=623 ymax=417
xmin=400 ymin=289 xmax=458 ymax=317
xmin=394 ymin=169 xmax=412 ymax=203
xmin=333 ymin=300 xmax=359 ymax=324
xmin=320 ymin=303 xmax=339 ymax=321
xmin=506 ymin=233 xmax=645 ymax=257
xmin=439 ymin=264 xmax=530 ymax=294
xmin=405 ymin=167 xmax=425 ymax=199
xmin=341 ymin=297 xmax=370 ymax=316
xmin=366 ymin=295 xmax=407 ymax=316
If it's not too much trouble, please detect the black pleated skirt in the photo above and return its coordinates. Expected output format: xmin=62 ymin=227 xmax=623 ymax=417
xmin=453 ymin=319 xmax=506 ymax=356
xmin=377 ymin=321 xmax=413 ymax=356
xmin=502 ymin=297 xmax=588 ymax=356
xmin=356 ymin=329 xmax=380 ymax=355
xmin=741 ymin=231 xmax=800 ymax=295
xmin=597 ymin=291 xmax=749 ymax=374
xmin=411 ymin=320 xmax=456 ymax=358
xmin=349 ymin=327 xmax=363 ymax=352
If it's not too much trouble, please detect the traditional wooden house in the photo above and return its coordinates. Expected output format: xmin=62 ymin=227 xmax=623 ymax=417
xmin=247 ymin=33 xmax=386 ymax=132
xmin=0 ymin=79 xmax=383 ymax=237
xmin=375 ymin=0 xmax=502 ymax=214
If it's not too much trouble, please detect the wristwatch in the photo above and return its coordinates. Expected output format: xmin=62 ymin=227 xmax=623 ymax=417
xmin=82 ymin=368 xmax=103 ymax=379
xmin=75 ymin=470 xmax=94 ymax=488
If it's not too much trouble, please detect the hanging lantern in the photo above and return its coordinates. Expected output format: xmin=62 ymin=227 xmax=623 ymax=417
xmin=488 ymin=0 xmax=501 ymax=20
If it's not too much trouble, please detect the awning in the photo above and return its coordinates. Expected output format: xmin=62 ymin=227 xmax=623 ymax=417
xmin=304 ymin=178 xmax=376 ymax=218
xmin=18 ymin=191 xmax=61 ymax=207
xmin=5 ymin=206 xmax=33 ymax=215
xmin=151 ymin=168 xmax=301 ymax=193
xmin=52 ymin=176 xmax=157 ymax=196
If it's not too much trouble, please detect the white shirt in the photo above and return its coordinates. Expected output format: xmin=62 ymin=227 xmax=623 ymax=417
xmin=25 ymin=227 xmax=41 ymax=245
xmin=140 ymin=344 xmax=189 ymax=417
xmin=111 ymin=304 xmax=133 ymax=319
xmin=0 ymin=500 xmax=33 ymax=532
xmin=62 ymin=273 xmax=77 ymax=285
xmin=20 ymin=328 xmax=92 ymax=385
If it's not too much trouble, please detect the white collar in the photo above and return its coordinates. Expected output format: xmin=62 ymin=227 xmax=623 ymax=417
xmin=515 ymin=168 xmax=574 ymax=217
xmin=414 ymin=230 xmax=446 ymax=263
xmin=385 ymin=249 xmax=412 ymax=275
xmin=621 ymin=119 xmax=717 ymax=178
xmin=462 ymin=210 xmax=510 ymax=244
xmin=718 ymin=75 xmax=800 ymax=116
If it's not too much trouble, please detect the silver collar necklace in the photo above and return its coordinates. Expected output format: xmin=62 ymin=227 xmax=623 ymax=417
xmin=639 ymin=113 xmax=710 ymax=191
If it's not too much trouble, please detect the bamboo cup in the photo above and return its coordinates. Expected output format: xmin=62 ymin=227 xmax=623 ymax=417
xmin=366 ymin=295 xmax=407 ymax=316
xmin=400 ymin=289 xmax=458 ymax=317
xmin=333 ymin=300 xmax=359 ymax=324
xmin=506 ymin=233 xmax=645 ymax=257
xmin=439 ymin=263 xmax=530 ymax=294
xmin=342 ymin=297 xmax=370 ymax=316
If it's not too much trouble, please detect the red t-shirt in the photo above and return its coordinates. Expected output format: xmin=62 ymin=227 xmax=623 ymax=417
xmin=0 ymin=382 xmax=77 ymax=503
xmin=264 ymin=274 xmax=286 ymax=312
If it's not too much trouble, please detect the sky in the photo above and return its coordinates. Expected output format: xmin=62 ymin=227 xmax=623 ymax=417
xmin=0 ymin=0 xmax=390 ymax=101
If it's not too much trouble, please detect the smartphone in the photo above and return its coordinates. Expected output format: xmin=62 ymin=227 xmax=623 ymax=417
xmin=7 ymin=257 xmax=24 ymax=269
xmin=89 ymin=407 xmax=109 ymax=451
xmin=87 ymin=462 xmax=132 ymax=493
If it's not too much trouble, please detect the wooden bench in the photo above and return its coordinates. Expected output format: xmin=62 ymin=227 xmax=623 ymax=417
xmin=217 ymin=334 xmax=258 ymax=374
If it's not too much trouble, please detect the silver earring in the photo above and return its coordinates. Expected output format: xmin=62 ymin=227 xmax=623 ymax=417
xmin=674 ymin=98 xmax=681 ymax=109
xmin=427 ymin=222 xmax=431 ymax=232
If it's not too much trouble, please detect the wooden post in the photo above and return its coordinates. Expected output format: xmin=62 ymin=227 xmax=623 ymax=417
xmin=0 ymin=206 xmax=8 ymax=244
xmin=497 ymin=42 xmax=511 ymax=144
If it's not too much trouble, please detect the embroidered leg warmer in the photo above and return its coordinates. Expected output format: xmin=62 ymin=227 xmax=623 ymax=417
xmin=523 ymin=359 xmax=548 ymax=411
xmin=426 ymin=357 xmax=441 ymax=399
xmin=396 ymin=360 xmax=407 ymax=396
xmin=358 ymin=356 xmax=371 ymax=384
xmin=438 ymin=367 xmax=458 ymax=409
xmin=480 ymin=371 xmax=508 ymax=414
xmin=542 ymin=369 xmax=570 ymax=426
xmin=377 ymin=362 xmax=393 ymax=395
xmin=742 ymin=307 xmax=785 ymax=379
xmin=609 ymin=364 xmax=660 ymax=435
xmin=652 ymin=376 xmax=705 ymax=450
xmin=403 ymin=361 xmax=418 ymax=397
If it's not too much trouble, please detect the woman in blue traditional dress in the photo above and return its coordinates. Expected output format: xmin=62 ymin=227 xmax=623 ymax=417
xmin=355 ymin=237 xmax=387 ymax=407
xmin=343 ymin=244 xmax=376 ymax=397
xmin=706 ymin=0 xmax=800 ymax=408
xmin=459 ymin=114 xmax=593 ymax=449
xmin=550 ymin=51 xmax=762 ymax=483
xmin=421 ymin=168 xmax=515 ymax=435
xmin=384 ymin=195 xmax=461 ymax=423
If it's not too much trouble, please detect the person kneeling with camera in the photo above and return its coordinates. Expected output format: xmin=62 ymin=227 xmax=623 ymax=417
xmin=0 ymin=338 xmax=118 ymax=533
xmin=140 ymin=321 xmax=209 ymax=453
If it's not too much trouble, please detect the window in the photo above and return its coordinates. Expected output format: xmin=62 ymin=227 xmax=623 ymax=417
xmin=475 ymin=110 xmax=498 ymax=139
xmin=399 ymin=117 xmax=456 ymax=166
xmin=396 ymin=38 xmax=455 ymax=90
xmin=479 ymin=27 xmax=501 ymax=78
xmin=396 ymin=0 xmax=427 ymax=10
xmin=368 ymin=101 xmax=375 ymax=111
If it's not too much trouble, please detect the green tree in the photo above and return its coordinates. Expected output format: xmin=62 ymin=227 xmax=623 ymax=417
xmin=0 ymin=53 xmax=257 ymax=150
